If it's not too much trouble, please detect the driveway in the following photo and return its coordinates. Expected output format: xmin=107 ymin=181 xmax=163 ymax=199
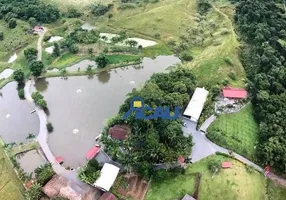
xmin=182 ymin=118 xmax=217 ymax=162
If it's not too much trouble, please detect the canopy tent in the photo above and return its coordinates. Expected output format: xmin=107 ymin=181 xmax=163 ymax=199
xmin=94 ymin=163 xmax=120 ymax=191
xmin=183 ymin=87 xmax=209 ymax=122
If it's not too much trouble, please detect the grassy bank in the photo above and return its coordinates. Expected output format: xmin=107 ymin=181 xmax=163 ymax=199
xmin=207 ymin=104 xmax=259 ymax=160
xmin=0 ymin=146 xmax=25 ymax=200
xmin=42 ymin=60 xmax=141 ymax=78
xmin=267 ymin=179 xmax=286 ymax=200
xmin=146 ymin=155 xmax=265 ymax=200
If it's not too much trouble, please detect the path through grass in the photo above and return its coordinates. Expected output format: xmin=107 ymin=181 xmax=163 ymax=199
xmin=207 ymin=104 xmax=259 ymax=160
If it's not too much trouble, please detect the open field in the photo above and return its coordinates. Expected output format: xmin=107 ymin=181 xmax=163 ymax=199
xmin=0 ymin=146 xmax=25 ymax=200
xmin=207 ymin=104 xmax=259 ymax=160
xmin=146 ymin=155 xmax=265 ymax=200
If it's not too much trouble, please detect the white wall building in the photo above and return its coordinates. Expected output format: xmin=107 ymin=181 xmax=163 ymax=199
xmin=183 ymin=87 xmax=209 ymax=123
xmin=93 ymin=163 xmax=120 ymax=191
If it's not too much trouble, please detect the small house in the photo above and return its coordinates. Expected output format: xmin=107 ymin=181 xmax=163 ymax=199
xmin=222 ymin=87 xmax=247 ymax=99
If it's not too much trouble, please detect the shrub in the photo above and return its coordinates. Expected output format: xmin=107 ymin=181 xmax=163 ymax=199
xmin=25 ymin=183 xmax=42 ymax=200
xmin=228 ymin=72 xmax=237 ymax=80
xmin=208 ymin=159 xmax=221 ymax=173
xmin=35 ymin=164 xmax=55 ymax=186
xmin=0 ymin=31 xmax=3 ymax=41
xmin=8 ymin=18 xmax=17 ymax=29
xmin=13 ymin=69 xmax=25 ymax=83
xmin=46 ymin=123 xmax=54 ymax=133
xmin=154 ymin=33 xmax=161 ymax=39
xmin=153 ymin=169 xmax=169 ymax=182
xmin=69 ymin=44 xmax=79 ymax=54
xmin=222 ymin=79 xmax=230 ymax=86
xmin=179 ymin=51 xmax=193 ymax=61
xmin=43 ymin=35 xmax=51 ymax=42
xmin=119 ymin=3 xmax=136 ymax=10
xmin=91 ymin=4 xmax=109 ymax=16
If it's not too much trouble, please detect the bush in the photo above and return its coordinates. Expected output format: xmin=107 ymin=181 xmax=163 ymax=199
xmin=8 ymin=18 xmax=17 ymax=29
xmin=13 ymin=69 xmax=25 ymax=83
xmin=25 ymin=183 xmax=42 ymax=200
xmin=46 ymin=123 xmax=54 ymax=133
xmin=179 ymin=52 xmax=193 ymax=61
xmin=0 ymin=31 xmax=3 ymax=41
xmin=43 ymin=35 xmax=51 ymax=42
xmin=18 ymin=88 xmax=25 ymax=99
xmin=224 ymin=57 xmax=233 ymax=65
xmin=91 ymin=4 xmax=110 ymax=16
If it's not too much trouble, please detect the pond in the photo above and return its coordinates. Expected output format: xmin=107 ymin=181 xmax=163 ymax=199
xmin=8 ymin=53 xmax=17 ymax=63
xmin=0 ymin=82 xmax=40 ymax=143
xmin=0 ymin=69 xmax=14 ymax=79
xmin=16 ymin=149 xmax=47 ymax=177
xmin=33 ymin=55 xmax=181 ymax=167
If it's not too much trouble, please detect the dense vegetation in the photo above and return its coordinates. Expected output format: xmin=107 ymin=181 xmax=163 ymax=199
xmin=102 ymin=68 xmax=195 ymax=178
xmin=0 ymin=0 xmax=60 ymax=26
xmin=78 ymin=160 xmax=101 ymax=185
xmin=234 ymin=0 xmax=286 ymax=173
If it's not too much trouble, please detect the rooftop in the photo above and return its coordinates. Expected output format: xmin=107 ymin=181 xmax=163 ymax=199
xmin=108 ymin=125 xmax=131 ymax=140
xmin=222 ymin=87 xmax=247 ymax=99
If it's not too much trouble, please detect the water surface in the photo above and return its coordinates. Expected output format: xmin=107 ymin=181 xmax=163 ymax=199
xmin=33 ymin=55 xmax=180 ymax=167
xmin=0 ymin=82 xmax=39 ymax=143
xmin=0 ymin=69 xmax=14 ymax=79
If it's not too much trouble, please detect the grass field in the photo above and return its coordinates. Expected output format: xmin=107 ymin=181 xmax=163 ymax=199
xmin=146 ymin=155 xmax=265 ymax=200
xmin=0 ymin=146 xmax=25 ymax=200
xmin=207 ymin=104 xmax=259 ymax=160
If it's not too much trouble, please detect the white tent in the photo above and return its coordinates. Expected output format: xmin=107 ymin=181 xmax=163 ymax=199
xmin=93 ymin=163 xmax=120 ymax=191
xmin=183 ymin=87 xmax=209 ymax=122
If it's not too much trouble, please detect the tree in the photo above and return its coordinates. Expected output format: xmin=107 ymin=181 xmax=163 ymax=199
xmin=31 ymin=91 xmax=44 ymax=102
xmin=24 ymin=48 xmax=38 ymax=62
xmin=66 ymin=8 xmax=82 ymax=18
xmin=29 ymin=60 xmax=44 ymax=76
xmin=13 ymin=69 xmax=25 ymax=83
xmin=46 ymin=123 xmax=54 ymax=133
xmin=53 ymin=43 xmax=60 ymax=57
xmin=91 ymin=4 xmax=109 ymax=16
xmin=8 ymin=18 xmax=17 ymax=29
xmin=0 ymin=32 xmax=3 ymax=41
xmin=37 ymin=99 xmax=47 ymax=109
xmin=18 ymin=88 xmax=25 ymax=99
xmin=35 ymin=164 xmax=54 ymax=186
xmin=95 ymin=54 xmax=109 ymax=68
xmin=69 ymin=44 xmax=79 ymax=54
xmin=28 ymin=17 xmax=37 ymax=27
xmin=25 ymin=183 xmax=42 ymax=200
xmin=125 ymin=40 xmax=138 ymax=48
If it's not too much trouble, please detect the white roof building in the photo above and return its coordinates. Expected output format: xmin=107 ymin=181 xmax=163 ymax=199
xmin=93 ymin=163 xmax=120 ymax=191
xmin=183 ymin=87 xmax=209 ymax=123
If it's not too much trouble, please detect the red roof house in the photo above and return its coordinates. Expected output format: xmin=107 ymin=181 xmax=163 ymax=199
xmin=86 ymin=146 xmax=100 ymax=160
xmin=99 ymin=192 xmax=117 ymax=200
xmin=108 ymin=125 xmax=131 ymax=140
xmin=222 ymin=87 xmax=247 ymax=99
xmin=222 ymin=162 xmax=232 ymax=168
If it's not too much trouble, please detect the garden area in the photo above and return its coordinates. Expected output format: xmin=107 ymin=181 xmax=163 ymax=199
xmin=207 ymin=104 xmax=259 ymax=160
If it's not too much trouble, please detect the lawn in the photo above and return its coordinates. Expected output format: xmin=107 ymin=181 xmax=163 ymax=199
xmin=106 ymin=54 xmax=140 ymax=65
xmin=267 ymin=179 xmax=286 ymax=200
xmin=49 ymin=53 xmax=88 ymax=69
xmin=0 ymin=146 xmax=25 ymax=200
xmin=207 ymin=104 xmax=259 ymax=160
xmin=146 ymin=155 xmax=265 ymax=200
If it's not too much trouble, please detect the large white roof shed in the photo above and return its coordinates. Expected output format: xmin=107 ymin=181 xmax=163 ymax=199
xmin=183 ymin=87 xmax=209 ymax=123
xmin=93 ymin=163 xmax=120 ymax=191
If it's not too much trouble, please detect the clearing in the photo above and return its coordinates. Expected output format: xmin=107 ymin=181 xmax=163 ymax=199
xmin=207 ymin=104 xmax=259 ymax=160
xmin=146 ymin=154 xmax=265 ymax=200
xmin=0 ymin=145 xmax=25 ymax=200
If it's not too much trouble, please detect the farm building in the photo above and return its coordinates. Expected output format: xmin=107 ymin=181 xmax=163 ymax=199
xmin=108 ymin=125 xmax=131 ymax=140
xmin=94 ymin=163 xmax=120 ymax=191
xmin=222 ymin=87 xmax=247 ymax=99
xmin=33 ymin=26 xmax=44 ymax=32
xmin=183 ymin=87 xmax=209 ymax=122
